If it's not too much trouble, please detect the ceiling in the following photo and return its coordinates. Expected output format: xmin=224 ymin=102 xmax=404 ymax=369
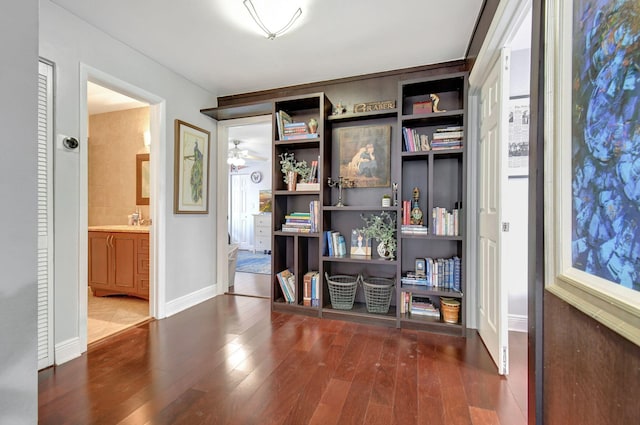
xmin=51 ymin=0 xmax=485 ymax=99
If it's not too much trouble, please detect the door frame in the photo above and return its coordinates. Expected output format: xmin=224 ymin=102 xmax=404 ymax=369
xmin=78 ymin=64 xmax=167 ymax=350
xmin=216 ymin=115 xmax=272 ymax=295
xmin=468 ymin=0 xmax=531 ymax=331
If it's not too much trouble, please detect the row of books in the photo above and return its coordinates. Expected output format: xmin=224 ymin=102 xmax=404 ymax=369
xmin=399 ymin=293 xmax=440 ymax=317
xmin=402 ymin=127 xmax=430 ymax=152
xmin=402 ymin=125 xmax=464 ymax=152
xmin=281 ymin=201 xmax=319 ymax=233
xmin=276 ymin=269 xmax=296 ymax=303
xmin=276 ymin=110 xmax=319 ymax=140
xmin=324 ymin=230 xmax=347 ymax=257
xmin=401 ymin=256 xmax=461 ymax=290
xmin=303 ymin=271 xmax=320 ymax=307
xmin=432 ymin=207 xmax=460 ymax=236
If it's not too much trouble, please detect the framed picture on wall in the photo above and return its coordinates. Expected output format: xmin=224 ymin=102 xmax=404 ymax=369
xmin=507 ymin=95 xmax=530 ymax=177
xmin=174 ymin=119 xmax=210 ymax=214
xmin=544 ymin=0 xmax=640 ymax=346
xmin=337 ymin=125 xmax=391 ymax=188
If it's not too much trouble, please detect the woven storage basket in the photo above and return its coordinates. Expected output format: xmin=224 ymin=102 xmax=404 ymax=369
xmin=440 ymin=297 xmax=460 ymax=323
xmin=362 ymin=276 xmax=395 ymax=314
xmin=325 ymin=273 xmax=359 ymax=310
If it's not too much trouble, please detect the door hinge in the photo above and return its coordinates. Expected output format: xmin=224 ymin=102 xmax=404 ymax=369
xmin=502 ymin=222 xmax=510 ymax=232
xmin=502 ymin=346 xmax=508 ymax=373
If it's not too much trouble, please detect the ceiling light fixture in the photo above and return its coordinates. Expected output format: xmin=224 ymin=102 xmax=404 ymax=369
xmin=243 ymin=0 xmax=302 ymax=40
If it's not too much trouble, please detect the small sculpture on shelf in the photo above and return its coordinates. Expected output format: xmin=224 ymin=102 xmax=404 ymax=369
xmin=332 ymin=101 xmax=347 ymax=116
xmin=327 ymin=176 xmax=354 ymax=207
xmin=308 ymin=118 xmax=318 ymax=134
xmin=410 ymin=187 xmax=423 ymax=225
xmin=430 ymin=93 xmax=446 ymax=113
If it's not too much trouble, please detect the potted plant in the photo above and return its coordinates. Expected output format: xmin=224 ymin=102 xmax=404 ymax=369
xmin=359 ymin=211 xmax=397 ymax=259
xmin=279 ymin=152 xmax=311 ymax=190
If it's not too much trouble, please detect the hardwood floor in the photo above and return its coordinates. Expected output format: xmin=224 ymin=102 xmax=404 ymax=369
xmin=38 ymin=295 xmax=526 ymax=425
xmin=228 ymin=271 xmax=271 ymax=299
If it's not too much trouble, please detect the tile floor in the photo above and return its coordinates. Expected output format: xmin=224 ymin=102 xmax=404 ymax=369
xmin=87 ymin=288 xmax=150 ymax=344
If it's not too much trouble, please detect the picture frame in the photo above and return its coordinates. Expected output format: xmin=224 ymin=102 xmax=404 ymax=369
xmin=507 ymin=95 xmax=529 ymax=178
xmin=174 ymin=119 xmax=210 ymax=214
xmin=337 ymin=125 xmax=391 ymax=188
xmin=136 ymin=153 xmax=149 ymax=205
xmin=544 ymin=0 xmax=640 ymax=346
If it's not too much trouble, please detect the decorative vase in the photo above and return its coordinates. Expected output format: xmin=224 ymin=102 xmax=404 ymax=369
xmin=377 ymin=242 xmax=393 ymax=260
xmin=308 ymin=118 xmax=318 ymax=134
xmin=382 ymin=197 xmax=391 ymax=207
xmin=286 ymin=171 xmax=298 ymax=191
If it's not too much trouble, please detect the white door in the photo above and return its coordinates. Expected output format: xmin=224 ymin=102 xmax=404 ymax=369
xmin=229 ymin=174 xmax=251 ymax=250
xmin=478 ymin=48 xmax=510 ymax=375
xmin=37 ymin=60 xmax=55 ymax=369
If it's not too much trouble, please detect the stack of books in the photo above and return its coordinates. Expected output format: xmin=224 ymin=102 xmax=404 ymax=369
xmin=409 ymin=296 xmax=440 ymax=317
xmin=401 ymin=224 xmax=429 ymax=235
xmin=401 ymin=271 xmax=428 ymax=286
xmin=281 ymin=212 xmax=312 ymax=233
xmin=276 ymin=110 xmax=318 ymax=140
xmin=276 ymin=269 xmax=296 ymax=304
xmin=399 ymin=293 xmax=440 ymax=318
xmin=431 ymin=126 xmax=463 ymax=150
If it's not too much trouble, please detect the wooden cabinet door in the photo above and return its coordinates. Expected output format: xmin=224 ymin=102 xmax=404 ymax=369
xmin=111 ymin=233 xmax=137 ymax=291
xmin=136 ymin=235 xmax=150 ymax=298
xmin=88 ymin=232 xmax=111 ymax=289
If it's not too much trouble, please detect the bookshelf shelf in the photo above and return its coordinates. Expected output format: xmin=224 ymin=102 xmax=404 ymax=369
xmin=321 ymin=255 xmax=397 ymax=265
xmin=323 ymin=205 xmax=401 ymax=212
xmin=400 ymin=234 xmax=463 ymax=241
xmin=327 ymin=109 xmax=398 ymax=122
xmin=273 ymin=231 xmax=320 ymax=238
xmin=273 ymin=190 xmax=320 ymax=196
xmin=400 ymin=108 xmax=464 ymax=122
xmin=399 ymin=284 xmax=463 ymax=298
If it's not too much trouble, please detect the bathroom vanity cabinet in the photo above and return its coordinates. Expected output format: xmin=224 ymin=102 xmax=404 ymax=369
xmin=88 ymin=226 xmax=150 ymax=299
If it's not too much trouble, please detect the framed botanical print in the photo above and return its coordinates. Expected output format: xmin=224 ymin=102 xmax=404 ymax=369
xmin=174 ymin=119 xmax=210 ymax=214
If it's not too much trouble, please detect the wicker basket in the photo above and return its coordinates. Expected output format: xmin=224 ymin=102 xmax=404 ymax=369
xmin=440 ymin=297 xmax=460 ymax=323
xmin=362 ymin=276 xmax=395 ymax=314
xmin=325 ymin=273 xmax=359 ymax=310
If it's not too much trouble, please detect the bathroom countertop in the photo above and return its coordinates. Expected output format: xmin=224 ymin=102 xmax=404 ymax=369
xmin=88 ymin=225 xmax=150 ymax=234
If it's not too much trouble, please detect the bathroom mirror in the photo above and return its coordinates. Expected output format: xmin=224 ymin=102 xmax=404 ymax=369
xmin=136 ymin=153 xmax=150 ymax=205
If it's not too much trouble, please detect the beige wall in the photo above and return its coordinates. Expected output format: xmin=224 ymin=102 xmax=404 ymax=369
xmin=88 ymin=107 xmax=150 ymax=226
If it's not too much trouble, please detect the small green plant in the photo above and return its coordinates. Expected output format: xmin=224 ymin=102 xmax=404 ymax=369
xmin=279 ymin=152 xmax=311 ymax=184
xmin=359 ymin=211 xmax=397 ymax=257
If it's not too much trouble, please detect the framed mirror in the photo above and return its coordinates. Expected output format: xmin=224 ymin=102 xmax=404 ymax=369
xmin=136 ymin=153 xmax=150 ymax=205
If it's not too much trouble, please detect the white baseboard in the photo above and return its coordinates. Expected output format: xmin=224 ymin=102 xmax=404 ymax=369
xmin=165 ymin=284 xmax=217 ymax=317
xmin=55 ymin=337 xmax=82 ymax=365
xmin=509 ymin=314 xmax=528 ymax=333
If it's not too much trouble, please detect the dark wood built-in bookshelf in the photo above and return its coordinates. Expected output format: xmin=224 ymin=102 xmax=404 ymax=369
xmin=214 ymin=72 xmax=469 ymax=336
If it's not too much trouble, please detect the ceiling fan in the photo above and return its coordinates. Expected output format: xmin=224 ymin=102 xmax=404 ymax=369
xmin=227 ymin=139 xmax=267 ymax=166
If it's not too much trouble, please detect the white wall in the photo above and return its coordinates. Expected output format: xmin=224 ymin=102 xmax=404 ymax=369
xmin=40 ymin=0 xmax=218 ymax=357
xmin=0 ymin=0 xmax=38 ymax=422
xmin=504 ymin=48 xmax=531 ymax=330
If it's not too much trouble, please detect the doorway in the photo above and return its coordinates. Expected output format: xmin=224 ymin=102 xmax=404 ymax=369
xmin=86 ymin=82 xmax=151 ymax=344
xmin=217 ymin=116 xmax=272 ymax=298
xmin=468 ymin=1 xmax=532 ymax=376
xmin=78 ymin=65 xmax=166 ymax=352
